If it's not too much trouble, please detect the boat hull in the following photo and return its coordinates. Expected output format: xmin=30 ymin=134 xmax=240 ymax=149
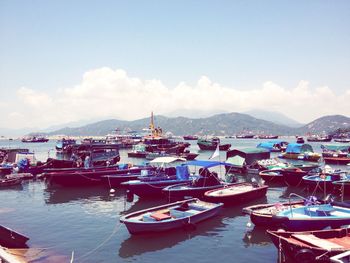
xmin=0 ymin=225 xmax=29 ymax=248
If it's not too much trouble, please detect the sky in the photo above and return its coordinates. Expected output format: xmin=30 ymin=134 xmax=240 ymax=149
xmin=0 ymin=0 xmax=349 ymax=130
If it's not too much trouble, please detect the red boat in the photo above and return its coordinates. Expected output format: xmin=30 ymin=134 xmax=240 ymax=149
xmin=323 ymin=156 xmax=350 ymax=165
xmin=183 ymin=135 xmax=198 ymax=140
xmin=268 ymin=228 xmax=350 ymax=262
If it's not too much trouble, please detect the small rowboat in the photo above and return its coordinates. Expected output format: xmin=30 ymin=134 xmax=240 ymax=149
xmin=0 ymin=177 xmax=22 ymax=188
xmin=0 ymin=225 xmax=29 ymax=248
xmin=204 ymin=182 xmax=268 ymax=205
xmin=268 ymin=228 xmax=350 ymax=262
xmin=259 ymin=169 xmax=285 ymax=184
xmin=120 ymin=198 xmax=223 ymax=234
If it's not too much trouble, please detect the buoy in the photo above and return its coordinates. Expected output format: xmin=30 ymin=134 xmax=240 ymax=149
xmin=246 ymin=222 xmax=252 ymax=228
xmin=110 ymin=188 xmax=115 ymax=194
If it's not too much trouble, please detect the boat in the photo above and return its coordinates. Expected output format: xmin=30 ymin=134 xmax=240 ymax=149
xmin=204 ymin=182 xmax=268 ymax=205
xmin=268 ymin=228 xmax=350 ymax=262
xmin=267 ymin=202 xmax=350 ymax=231
xmin=225 ymin=148 xmax=270 ymax=173
xmin=235 ymin=134 xmax=255 ymax=139
xmin=246 ymin=158 xmax=290 ymax=175
xmin=281 ymin=164 xmax=320 ymax=186
xmin=279 ymin=143 xmax=321 ymax=162
xmin=0 ymin=225 xmax=29 ymax=248
xmin=55 ymin=138 xmax=77 ymax=153
xmin=162 ymin=160 xmax=235 ymax=199
xmin=121 ymin=157 xmax=190 ymax=198
xmin=257 ymin=135 xmax=279 ymax=139
xmin=333 ymin=180 xmax=350 ymax=196
xmin=183 ymin=135 xmax=198 ymax=140
xmin=197 ymin=137 xmax=231 ymax=151
xmin=21 ymin=135 xmax=49 ymax=143
xmin=302 ymin=170 xmax=350 ymax=192
xmin=307 ymin=134 xmax=332 ymax=142
xmin=0 ymin=177 xmax=22 ymax=187
xmin=321 ymin=144 xmax=350 ymax=165
xmin=120 ymin=198 xmax=223 ymax=234
xmin=258 ymin=169 xmax=285 ymax=184
xmin=296 ymin=136 xmax=305 ymax=144
xmin=334 ymin=138 xmax=350 ymax=143
xmin=242 ymin=200 xmax=305 ymax=227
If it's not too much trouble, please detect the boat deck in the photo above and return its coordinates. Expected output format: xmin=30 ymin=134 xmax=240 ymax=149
xmin=207 ymin=184 xmax=254 ymax=197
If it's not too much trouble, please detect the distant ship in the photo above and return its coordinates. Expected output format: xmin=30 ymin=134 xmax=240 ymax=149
xmin=21 ymin=135 xmax=49 ymax=143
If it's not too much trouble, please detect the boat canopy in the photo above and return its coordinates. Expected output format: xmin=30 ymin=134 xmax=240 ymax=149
xmin=225 ymin=148 xmax=270 ymax=167
xmin=256 ymin=142 xmax=279 ymax=151
xmin=183 ymin=160 xmax=233 ymax=168
xmin=321 ymin=144 xmax=350 ymax=152
xmin=150 ymin=156 xmax=186 ymax=164
xmin=285 ymin=143 xmax=313 ymax=154
xmin=268 ymin=140 xmax=288 ymax=145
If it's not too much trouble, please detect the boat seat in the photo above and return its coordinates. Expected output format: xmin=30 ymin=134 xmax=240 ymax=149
xmin=150 ymin=211 xmax=172 ymax=221
xmin=170 ymin=209 xmax=192 ymax=218
xmin=292 ymin=234 xmax=344 ymax=249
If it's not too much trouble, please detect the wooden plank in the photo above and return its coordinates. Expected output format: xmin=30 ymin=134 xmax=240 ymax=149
xmin=292 ymin=234 xmax=344 ymax=249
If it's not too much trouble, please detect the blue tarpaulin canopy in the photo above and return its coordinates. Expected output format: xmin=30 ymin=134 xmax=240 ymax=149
xmin=183 ymin=160 xmax=234 ymax=168
xmin=285 ymin=143 xmax=313 ymax=154
xmin=176 ymin=165 xmax=190 ymax=180
xmin=257 ymin=142 xmax=276 ymax=151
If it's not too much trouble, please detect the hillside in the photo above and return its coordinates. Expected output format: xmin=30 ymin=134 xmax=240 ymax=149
xmin=297 ymin=115 xmax=350 ymax=134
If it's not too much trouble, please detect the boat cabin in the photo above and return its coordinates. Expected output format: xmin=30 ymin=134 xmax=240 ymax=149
xmin=225 ymin=148 xmax=270 ymax=173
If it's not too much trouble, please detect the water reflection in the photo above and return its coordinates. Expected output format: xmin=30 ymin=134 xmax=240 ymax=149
xmin=44 ymin=185 xmax=125 ymax=204
xmin=242 ymin=226 xmax=271 ymax=248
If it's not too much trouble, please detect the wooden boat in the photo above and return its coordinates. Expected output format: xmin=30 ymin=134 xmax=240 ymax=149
xmin=279 ymin=143 xmax=321 ymax=162
xmin=296 ymin=136 xmax=305 ymax=143
xmin=269 ymin=203 xmax=350 ymax=231
xmin=333 ymin=180 xmax=350 ymax=196
xmin=256 ymin=141 xmax=287 ymax=152
xmin=334 ymin=138 xmax=350 ymax=143
xmin=236 ymin=134 xmax=255 ymax=139
xmin=258 ymin=169 xmax=285 ymax=184
xmin=225 ymin=148 xmax=270 ymax=173
xmin=46 ymin=165 xmax=153 ymax=186
xmin=268 ymin=228 xmax=350 ymax=262
xmin=162 ymin=161 xmax=233 ymax=199
xmin=324 ymin=156 xmax=350 ymax=165
xmin=302 ymin=171 xmax=350 ymax=192
xmin=0 ymin=225 xmax=29 ymax=248
xmin=120 ymin=198 xmax=223 ymax=234
xmin=204 ymin=182 xmax=268 ymax=205
xmin=242 ymin=200 xmax=305 ymax=227
xmin=282 ymin=165 xmax=320 ymax=186
xmin=307 ymin=135 xmax=332 ymax=142
xmin=197 ymin=137 xmax=231 ymax=151
xmin=183 ymin=135 xmax=198 ymax=140
xmin=257 ymin=135 xmax=279 ymax=139
xmin=0 ymin=177 xmax=22 ymax=187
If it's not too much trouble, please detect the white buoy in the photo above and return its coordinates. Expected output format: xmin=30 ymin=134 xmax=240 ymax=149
xmin=110 ymin=188 xmax=115 ymax=194
xmin=246 ymin=222 xmax=252 ymax=228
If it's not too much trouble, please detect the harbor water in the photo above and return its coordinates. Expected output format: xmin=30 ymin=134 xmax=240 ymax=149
xmin=0 ymin=138 xmax=348 ymax=262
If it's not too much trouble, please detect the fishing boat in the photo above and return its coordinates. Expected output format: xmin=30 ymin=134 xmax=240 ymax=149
xmin=333 ymin=180 xmax=350 ymax=196
xmin=204 ymin=182 xmax=268 ymax=205
xmin=225 ymin=148 xmax=270 ymax=173
xmin=197 ymin=137 xmax=231 ymax=151
xmin=55 ymin=138 xmax=76 ymax=153
xmin=257 ymin=135 xmax=279 ymax=139
xmin=0 ymin=177 xmax=22 ymax=188
xmin=321 ymin=144 xmax=350 ymax=165
xmin=246 ymin=158 xmax=289 ymax=175
xmin=296 ymin=136 xmax=305 ymax=144
xmin=307 ymin=134 xmax=332 ymax=142
xmin=120 ymin=198 xmax=223 ymax=234
xmin=162 ymin=160 xmax=234 ymax=199
xmin=281 ymin=164 xmax=320 ymax=186
xmin=0 ymin=225 xmax=29 ymax=248
xmin=268 ymin=228 xmax=350 ymax=262
xmin=258 ymin=169 xmax=285 ymax=184
xmin=242 ymin=200 xmax=305 ymax=227
xmin=279 ymin=143 xmax=321 ymax=162
xmin=121 ymin=157 xmax=190 ymax=198
xmin=183 ymin=135 xmax=198 ymax=140
xmin=268 ymin=202 xmax=350 ymax=231
xmin=235 ymin=134 xmax=255 ymax=139
xmin=302 ymin=170 xmax=350 ymax=192
xmin=334 ymin=138 xmax=350 ymax=143
xmin=21 ymin=135 xmax=49 ymax=143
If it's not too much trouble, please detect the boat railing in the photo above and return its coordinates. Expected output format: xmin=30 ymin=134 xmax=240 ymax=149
xmin=288 ymin=193 xmax=310 ymax=218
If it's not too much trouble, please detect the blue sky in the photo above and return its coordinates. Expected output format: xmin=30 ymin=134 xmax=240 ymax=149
xmin=0 ymin=1 xmax=349 ymax=129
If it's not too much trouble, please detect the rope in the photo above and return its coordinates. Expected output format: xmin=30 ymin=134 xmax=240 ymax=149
xmin=74 ymin=222 xmax=122 ymax=262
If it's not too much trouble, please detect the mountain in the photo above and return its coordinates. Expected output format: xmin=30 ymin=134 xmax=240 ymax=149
xmin=244 ymin=109 xmax=303 ymax=128
xmin=47 ymin=113 xmax=293 ymax=136
xmin=297 ymin=115 xmax=350 ymax=134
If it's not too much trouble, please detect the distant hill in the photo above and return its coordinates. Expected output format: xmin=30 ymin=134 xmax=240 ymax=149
xmin=48 ymin=113 xmax=293 ymax=136
xmin=296 ymin=115 xmax=350 ymax=134
xmin=244 ymin=109 xmax=303 ymax=128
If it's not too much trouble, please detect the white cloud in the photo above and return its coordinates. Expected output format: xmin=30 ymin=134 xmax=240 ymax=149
xmin=2 ymin=67 xmax=350 ymax=129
